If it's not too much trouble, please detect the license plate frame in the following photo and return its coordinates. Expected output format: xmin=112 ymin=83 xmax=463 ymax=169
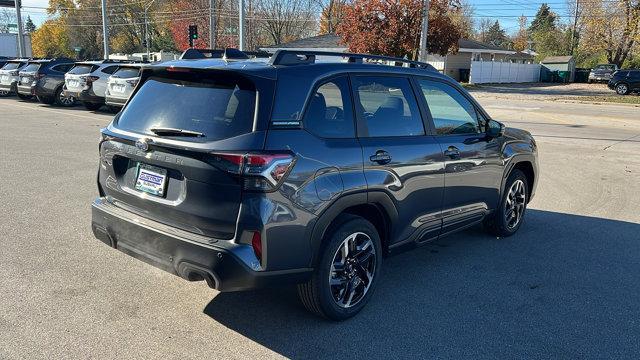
xmin=135 ymin=163 xmax=168 ymax=197
xmin=112 ymin=84 xmax=126 ymax=93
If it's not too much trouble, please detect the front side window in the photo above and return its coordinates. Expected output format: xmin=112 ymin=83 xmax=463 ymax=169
xmin=417 ymin=80 xmax=482 ymax=135
xmin=352 ymin=76 xmax=424 ymax=137
xmin=302 ymin=76 xmax=355 ymax=138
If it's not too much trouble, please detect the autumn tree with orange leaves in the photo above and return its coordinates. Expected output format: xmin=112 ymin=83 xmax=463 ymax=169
xmin=336 ymin=0 xmax=461 ymax=59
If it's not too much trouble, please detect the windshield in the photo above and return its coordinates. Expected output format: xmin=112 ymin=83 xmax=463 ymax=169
xmin=2 ymin=62 xmax=23 ymax=71
xmin=113 ymin=68 xmax=140 ymax=78
xmin=22 ymin=63 xmax=41 ymax=72
xmin=68 ymin=65 xmax=96 ymax=75
xmin=116 ymin=76 xmax=256 ymax=142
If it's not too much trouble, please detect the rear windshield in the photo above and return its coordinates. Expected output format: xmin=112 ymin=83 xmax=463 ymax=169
xmin=113 ymin=67 xmax=140 ymax=78
xmin=22 ymin=63 xmax=41 ymax=72
xmin=116 ymin=76 xmax=256 ymax=141
xmin=2 ymin=62 xmax=23 ymax=70
xmin=68 ymin=64 xmax=96 ymax=75
xmin=596 ymin=65 xmax=615 ymax=71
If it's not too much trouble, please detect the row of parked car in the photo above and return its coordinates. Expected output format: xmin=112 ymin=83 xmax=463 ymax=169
xmin=0 ymin=57 xmax=143 ymax=110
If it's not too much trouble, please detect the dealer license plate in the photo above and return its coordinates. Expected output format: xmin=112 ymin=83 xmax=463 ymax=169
xmin=135 ymin=163 xmax=167 ymax=197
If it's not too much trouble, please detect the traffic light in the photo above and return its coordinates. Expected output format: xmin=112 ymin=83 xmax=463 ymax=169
xmin=188 ymin=25 xmax=198 ymax=48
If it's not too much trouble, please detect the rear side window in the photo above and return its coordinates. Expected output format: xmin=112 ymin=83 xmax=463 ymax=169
xmin=353 ymin=76 xmax=424 ymax=137
xmin=52 ymin=64 xmax=73 ymax=72
xmin=417 ymin=80 xmax=481 ymax=135
xmin=68 ymin=65 xmax=96 ymax=75
xmin=2 ymin=62 xmax=23 ymax=70
xmin=113 ymin=68 xmax=140 ymax=78
xmin=303 ymin=76 xmax=355 ymax=138
xmin=22 ymin=63 xmax=41 ymax=72
xmin=116 ymin=76 xmax=256 ymax=142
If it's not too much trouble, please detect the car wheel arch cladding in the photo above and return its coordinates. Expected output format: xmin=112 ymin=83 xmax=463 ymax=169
xmin=502 ymin=159 xmax=535 ymax=202
xmin=309 ymin=192 xmax=397 ymax=267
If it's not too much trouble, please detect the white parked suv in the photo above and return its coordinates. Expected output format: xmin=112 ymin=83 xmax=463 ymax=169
xmin=64 ymin=60 xmax=133 ymax=111
xmin=0 ymin=59 xmax=29 ymax=97
xmin=104 ymin=64 xmax=145 ymax=109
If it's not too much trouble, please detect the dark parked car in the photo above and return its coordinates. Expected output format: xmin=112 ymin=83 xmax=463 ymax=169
xmin=0 ymin=58 xmax=28 ymax=97
xmin=608 ymin=69 xmax=640 ymax=95
xmin=16 ymin=58 xmax=77 ymax=106
xmin=91 ymin=51 xmax=539 ymax=320
xmin=589 ymin=64 xmax=619 ymax=83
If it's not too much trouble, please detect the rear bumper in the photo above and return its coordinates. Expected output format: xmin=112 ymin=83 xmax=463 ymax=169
xmin=17 ymin=83 xmax=35 ymax=96
xmin=0 ymin=82 xmax=17 ymax=93
xmin=91 ymin=197 xmax=312 ymax=292
xmin=66 ymin=88 xmax=104 ymax=104
xmin=105 ymin=95 xmax=127 ymax=107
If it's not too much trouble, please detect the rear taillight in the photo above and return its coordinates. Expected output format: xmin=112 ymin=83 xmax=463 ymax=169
xmin=9 ymin=70 xmax=18 ymax=76
xmin=126 ymin=79 xmax=138 ymax=86
xmin=34 ymin=73 xmax=44 ymax=79
xmin=251 ymin=231 xmax=262 ymax=261
xmin=209 ymin=152 xmax=295 ymax=192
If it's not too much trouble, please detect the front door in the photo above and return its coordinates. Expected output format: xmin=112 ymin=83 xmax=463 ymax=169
xmin=351 ymin=75 xmax=445 ymax=244
xmin=415 ymin=78 xmax=504 ymax=236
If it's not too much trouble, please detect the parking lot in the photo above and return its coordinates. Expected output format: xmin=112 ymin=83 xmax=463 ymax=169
xmin=1 ymin=94 xmax=639 ymax=359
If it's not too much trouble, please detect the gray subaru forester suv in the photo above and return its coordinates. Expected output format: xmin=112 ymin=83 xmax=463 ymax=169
xmin=92 ymin=50 xmax=538 ymax=320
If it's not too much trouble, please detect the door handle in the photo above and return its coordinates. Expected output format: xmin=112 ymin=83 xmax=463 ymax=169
xmin=370 ymin=150 xmax=392 ymax=164
xmin=444 ymin=146 xmax=460 ymax=159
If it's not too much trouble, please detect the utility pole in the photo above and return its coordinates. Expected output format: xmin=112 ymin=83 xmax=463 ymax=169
xmin=418 ymin=0 xmax=429 ymax=62
xmin=144 ymin=0 xmax=157 ymax=61
xmin=209 ymin=0 xmax=216 ymax=49
xmin=14 ymin=0 xmax=25 ymax=57
xmin=101 ymin=0 xmax=110 ymax=59
xmin=238 ymin=0 xmax=245 ymax=50
xmin=570 ymin=0 xmax=579 ymax=55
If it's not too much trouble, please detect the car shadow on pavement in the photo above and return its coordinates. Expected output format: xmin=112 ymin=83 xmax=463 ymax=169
xmin=203 ymin=210 xmax=640 ymax=358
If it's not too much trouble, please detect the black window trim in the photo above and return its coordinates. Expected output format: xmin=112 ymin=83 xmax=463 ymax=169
xmin=413 ymin=75 xmax=490 ymax=137
xmin=349 ymin=73 xmax=430 ymax=139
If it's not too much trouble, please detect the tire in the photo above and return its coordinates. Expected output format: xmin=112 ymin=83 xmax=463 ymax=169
xmin=37 ymin=95 xmax=55 ymax=105
xmin=55 ymin=87 xmax=76 ymax=107
xmin=615 ymin=83 xmax=629 ymax=95
xmin=485 ymin=169 xmax=529 ymax=237
xmin=297 ymin=215 xmax=382 ymax=321
xmin=0 ymin=90 xmax=9 ymax=97
xmin=17 ymin=93 xmax=32 ymax=100
xmin=84 ymin=102 xmax=102 ymax=111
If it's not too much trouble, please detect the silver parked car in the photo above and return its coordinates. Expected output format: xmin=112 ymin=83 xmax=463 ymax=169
xmin=105 ymin=64 xmax=144 ymax=109
xmin=0 ymin=59 xmax=29 ymax=97
xmin=64 ymin=60 xmax=126 ymax=111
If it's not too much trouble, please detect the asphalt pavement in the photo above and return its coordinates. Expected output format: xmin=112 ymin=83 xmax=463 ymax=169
xmin=1 ymin=96 xmax=639 ymax=359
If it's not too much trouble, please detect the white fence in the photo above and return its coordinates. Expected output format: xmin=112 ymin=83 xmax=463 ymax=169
xmin=470 ymin=61 xmax=540 ymax=84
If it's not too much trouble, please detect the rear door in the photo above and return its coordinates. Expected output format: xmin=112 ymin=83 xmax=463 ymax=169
xmin=630 ymin=71 xmax=640 ymax=90
xmin=100 ymin=70 xmax=270 ymax=239
xmin=415 ymin=78 xmax=504 ymax=235
xmin=352 ymin=75 xmax=445 ymax=244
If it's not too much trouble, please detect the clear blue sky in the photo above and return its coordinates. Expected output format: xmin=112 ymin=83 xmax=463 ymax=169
xmin=20 ymin=0 xmax=572 ymax=36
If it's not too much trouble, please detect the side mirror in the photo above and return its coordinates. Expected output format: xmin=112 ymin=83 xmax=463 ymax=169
xmin=487 ymin=120 xmax=505 ymax=138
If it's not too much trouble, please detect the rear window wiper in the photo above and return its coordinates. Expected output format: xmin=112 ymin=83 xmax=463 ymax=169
xmin=149 ymin=127 xmax=206 ymax=138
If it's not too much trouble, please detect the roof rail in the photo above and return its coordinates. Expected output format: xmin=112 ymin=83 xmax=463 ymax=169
xmin=269 ymin=50 xmax=436 ymax=70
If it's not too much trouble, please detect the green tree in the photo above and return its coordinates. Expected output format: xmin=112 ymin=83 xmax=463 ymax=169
xmin=24 ymin=16 xmax=36 ymax=33
xmin=485 ymin=20 xmax=508 ymax=48
xmin=528 ymin=3 xmax=566 ymax=59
